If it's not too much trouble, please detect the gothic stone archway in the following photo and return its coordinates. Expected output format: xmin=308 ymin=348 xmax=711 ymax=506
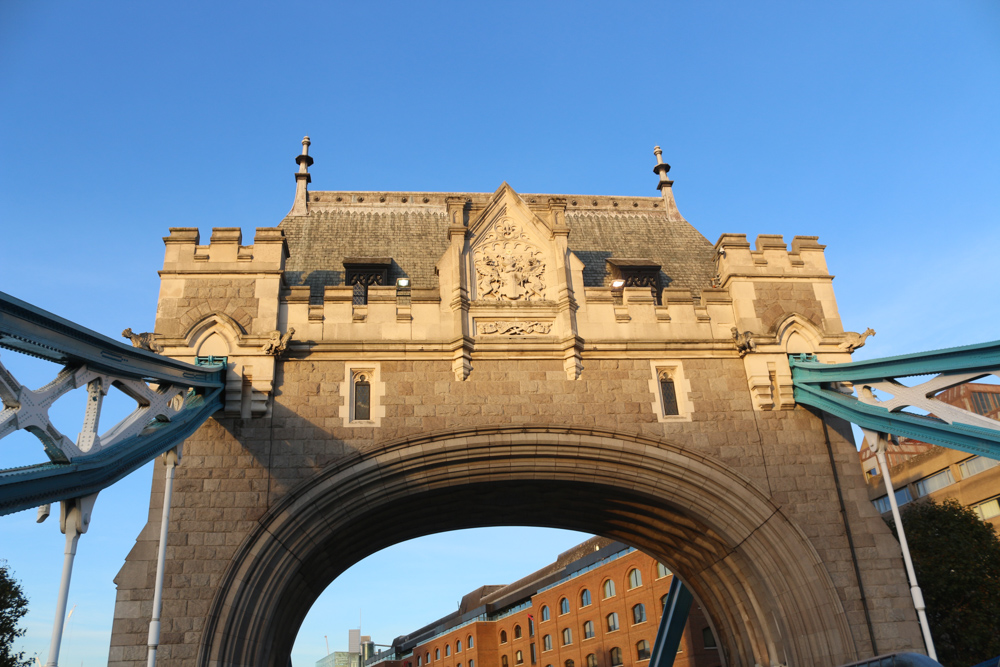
xmin=110 ymin=183 xmax=925 ymax=667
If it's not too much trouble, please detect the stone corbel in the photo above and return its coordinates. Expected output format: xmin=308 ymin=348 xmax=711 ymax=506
xmin=742 ymin=353 xmax=795 ymax=411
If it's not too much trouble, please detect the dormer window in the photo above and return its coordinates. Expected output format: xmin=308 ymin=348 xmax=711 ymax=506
xmin=344 ymin=257 xmax=391 ymax=305
xmin=606 ymin=258 xmax=662 ymax=305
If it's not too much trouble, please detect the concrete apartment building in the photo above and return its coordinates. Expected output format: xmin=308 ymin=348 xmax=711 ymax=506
xmin=859 ymin=383 xmax=1000 ymax=530
xmin=364 ymin=538 xmax=720 ymax=667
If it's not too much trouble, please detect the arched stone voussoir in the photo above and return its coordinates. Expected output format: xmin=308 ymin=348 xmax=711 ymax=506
xmin=199 ymin=426 xmax=858 ymax=667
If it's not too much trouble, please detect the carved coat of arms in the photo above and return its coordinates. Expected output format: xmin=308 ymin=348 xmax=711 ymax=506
xmin=472 ymin=220 xmax=546 ymax=301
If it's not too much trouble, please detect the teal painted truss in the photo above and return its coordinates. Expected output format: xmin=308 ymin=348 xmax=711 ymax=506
xmin=790 ymin=339 xmax=1000 ymax=459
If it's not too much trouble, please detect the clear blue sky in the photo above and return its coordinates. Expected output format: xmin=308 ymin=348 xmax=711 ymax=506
xmin=1 ymin=2 xmax=998 ymax=666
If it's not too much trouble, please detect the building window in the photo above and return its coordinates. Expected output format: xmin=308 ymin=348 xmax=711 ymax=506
xmin=659 ymin=372 xmax=679 ymax=416
xmin=580 ymin=589 xmax=591 ymax=607
xmin=602 ymin=580 xmax=616 ymax=599
xmin=436 ymin=650 xmax=440 ymax=660
xmin=627 ymin=568 xmax=642 ymax=589
xmin=660 ymin=594 xmax=668 ymax=611
xmin=445 ymin=646 xmax=451 ymax=657
xmin=417 ymin=657 xmax=421 ymax=666
xmin=501 ymin=631 xmax=508 ymax=644
xmin=606 ymin=613 xmax=619 ymax=632
xmin=702 ymin=627 xmax=717 ymax=649
xmin=502 ymin=657 xmax=508 ymax=667
xmin=586 ymin=655 xmax=597 ymax=667
xmin=529 ymin=618 xmax=534 ymax=637
xmin=636 ymin=640 xmax=651 ymax=661
xmin=516 ymin=651 xmax=523 ymax=665
xmin=426 ymin=653 xmax=430 ymax=663
xmin=515 ymin=626 xmax=523 ymax=639
xmin=873 ymin=487 xmax=913 ymax=513
xmin=914 ymin=469 xmax=956 ymax=497
xmin=656 ymin=562 xmax=670 ymax=579
xmin=960 ymin=455 xmax=1000 ymax=479
xmin=470 ymin=661 xmax=474 ymax=667
xmin=971 ymin=391 xmax=1000 ymax=415
xmin=543 ymin=635 xmax=552 ymax=652
xmin=468 ymin=636 xmax=474 ymax=649
xmin=353 ymin=371 xmax=372 ymax=421
xmin=609 ymin=648 xmax=622 ymax=667
xmin=632 ymin=604 xmax=646 ymax=624
xmin=562 ymin=629 xmax=572 ymax=646
xmin=456 ymin=641 xmax=462 ymax=653
xmin=564 ymin=661 xmax=574 ymax=667
xmin=975 ymin=497 xmax=1000 ymax=521
xmin=541 ymin=606 xmax=550 ymax=622
xmin=559 ymin=598 xmax=570 ymax=615
xmin=344 ymin=258 xmax=391 ymax=306
xmin=530 ymin=643 xmax=536 ymax=664
xmin=583 ymin=621 xmax=595 ymax=639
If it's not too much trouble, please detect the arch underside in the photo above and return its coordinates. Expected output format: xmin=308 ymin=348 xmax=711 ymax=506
xmin=199 ymin=427 xmax=858 ymax=667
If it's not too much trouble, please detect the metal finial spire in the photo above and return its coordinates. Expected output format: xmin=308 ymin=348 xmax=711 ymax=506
xmin=652 ymin=146 xmax=672 ymax=191
xmin=297 ymin=136 xmax=314 ymax=174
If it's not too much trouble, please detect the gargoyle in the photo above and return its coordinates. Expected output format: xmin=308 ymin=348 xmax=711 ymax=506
xmin=731 ymin=327 xmax=756 ymax=358
xmin=262 ymin=327 xmax=295 ymax=356
xmin=839 ymin=328 xmax=875 ymax=353
xmin=122 ymin=328 xmax=163 ymax=353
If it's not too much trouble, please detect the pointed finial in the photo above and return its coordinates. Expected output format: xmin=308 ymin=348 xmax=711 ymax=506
xmin=290 ymin=136 xmax=313 ymax=216
xmin=652 ymin=146 xmax=672 ymax=191
xmin=301 ymin=136 xmax=311 ymax=156
xmin=296 ymin=136 xmax=314 ymax=174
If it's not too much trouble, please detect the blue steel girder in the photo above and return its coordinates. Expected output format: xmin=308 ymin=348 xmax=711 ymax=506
xmin=0 ymin=290 xmax=224 ymax=516
xmin=789 ymin=339 xmax=1000 ymax=459
xmin=648 ymin=577 xmax=694 ymax=667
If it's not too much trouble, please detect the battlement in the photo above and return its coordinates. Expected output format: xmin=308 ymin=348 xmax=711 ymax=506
xmin=714 ymin=234 xmax=829 ymax=284
xmin=161 ymin=227 xmax=288 ymax=274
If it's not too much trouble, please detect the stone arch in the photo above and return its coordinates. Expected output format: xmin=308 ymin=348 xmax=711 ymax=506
xmin=773 ymin=313 xmax=826 ymax=354
xmin=183 ymin=313 xmax=246 ymax=356
xmin=179 ymin=308 xmax=251 ymax=340
xmin=197 ymin=427 xmax=857 ymax=667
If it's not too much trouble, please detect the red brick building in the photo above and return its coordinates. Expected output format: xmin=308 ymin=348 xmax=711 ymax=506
xmin=363 ymin=539 xmax=721 ymax=667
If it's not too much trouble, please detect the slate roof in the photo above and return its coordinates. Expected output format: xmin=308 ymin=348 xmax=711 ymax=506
xmin=279 ymin=191 xmax=715 ymax=302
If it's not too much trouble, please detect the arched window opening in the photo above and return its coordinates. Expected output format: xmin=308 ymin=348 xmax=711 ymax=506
xmin=586 ymin=655 xmax=597 ymax=667
xmin=500 ymin=630 xmax=508 ymax=644
xmin=435 ymin=649 xmax=440 ymax=660
xmin=541 ymin=606 xmax=550 ymax=622
xmin=516 ymin=651 xmax=524 ymax=665
xmin=659 ymin=371 xmax=679 ymax=416
xmin=656 ymin=562 xmax=670 ymax=579
xmin=609 ymin=648 xmax=622 ymax=667
xmin=702 ymin=626 xmax=718 ymax=649
xmin=353 ymin=372 xmax=371 ymax=420
xmin=543 ymin=635 xmax=552 ymax=651
xmin=502 ymin=656 xmax=509 ymax=667
xmin=627 ymin=568 xmax=642 ymax=589
xmin=559 ymin=597 xmax=570 ymax=615
xmin=602 ymin=579 xmax=616 ymax=599
xmin=660 ymin=594 xmax=668 ymax=611
xmin=445 ymin=645 xmax=451 ymax=657
xmin=632 ymin=604 xmax=646 ymax=624
xmin=514 ymin=625 xmax=522 ymax=639
xmin=468 ymin=636 xmax=474 ymax=649
xmin=582 ymin=621 xmax=595 ymax=639
xmin=636 ymin=640 xmax=650 ymax=661
xmin=456 ymin=640 xmax=462 ymax=653
xmin=580 ymin=589 xmax=591 ymax=607
xmin=562 ymin=629 xmax=572 ymax=646
xmin=606 ymin=613 xmax=619 ymax=632
xmin=565 ymin=661 xmax=574 ymax=667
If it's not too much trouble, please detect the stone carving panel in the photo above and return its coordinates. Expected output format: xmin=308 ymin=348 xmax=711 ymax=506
xmin=472 ymin=217 xmax=547 ymax=302
xmin=477 ymin=321 xmax=552 ymax=336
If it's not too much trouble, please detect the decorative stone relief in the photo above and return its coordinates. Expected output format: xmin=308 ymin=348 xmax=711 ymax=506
xmin=478 ymin=321 xmax=552 ymax=336
xmin=473 ymin=218 xmax=546 ymax=301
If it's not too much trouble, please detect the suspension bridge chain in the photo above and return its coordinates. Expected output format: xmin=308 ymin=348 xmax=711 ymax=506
xmin=0 ymin=290 xmax=224 ymax=516
xmin=790 ymin=339 xmax=1000 ymax=458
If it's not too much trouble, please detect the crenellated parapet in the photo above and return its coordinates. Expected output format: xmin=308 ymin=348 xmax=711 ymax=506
xmin=156 ymin=227 xmax=289 ymax=418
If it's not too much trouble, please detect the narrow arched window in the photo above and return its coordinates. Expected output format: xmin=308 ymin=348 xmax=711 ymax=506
xmin=636 ymin=640 xmax=650 ymax=661
xmin=514 ymin=625 xmax=522 ymax=639
xmin=426 ymin=653 xmax=430 ymax=663
xmin=445 ymin=645 xmax=451 ymax=657
xmin=500 ymin=630 xmax=508 ymax=644
xmin=502 ymin=656 xmax=509 ymax=667
xmin=656 ymin=562 xmax=670 ymax=579
xmin=580 ymin=589 xmax=591 ymax=607
xmin=541 ymin=606 xmax=550 ymax=622
xmin=559 ymin=597 xmax=570 ymax=615
xmin=632 ymin=604 xmax=646 ymax=624
xmin=354 ymin=372 xmax=371 ymax=420
xmin=456 ymin=640 xmax=462 ymax=653
xmin=609 ymin=648 xmax=622 ymax=667
xmin=435 ymin=649 xmax=440 ymax=660
xmin=586 ymin=655 xmax=597 ymax=667
xmin=417 ymin=657 xmax=421 ymax=666
xmin=582 ymin=621 xmax=594 ymax=639
xmin=602 ymin=580 xmax=616 ymax=599
xmin=516 ymin=652 xmax=523 ymax=665
xmin=543 ymin=635 xmax=552 ymax=651
xmin=660 ymin=594 xmax=668 ymax=612
xmin=659 ymin=371 xmax=679 ymax=416
xmin=469 ymin=661 xmax=474 ymax=667
xmin=702 ymin=626 xmax=717 ymax=649
xmin=562 ymin=628 xmax=572 ymax=646
xmin=627 ymin=568 xmax=642 ymax=589
xmin=606 ymin=612 xmax=619 ymax=632
xmin=528 ymin=618 xmax=534 ymax=637
xmin=565 ymin=661 xmax=574 ymax=667
xmin=468 ymin=636 xmax=474 ymax=649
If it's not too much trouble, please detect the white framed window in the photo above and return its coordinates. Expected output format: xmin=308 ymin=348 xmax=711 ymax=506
xmin=975 ymin=497 xmax=1000 ymax=521
xmin=656 ymin=562 xmax=670 ymax=579
xmin=339 ymin=362 xmax=385 ymax=427
xmin=648 ymin=361 xmax=693 ymax=422
xmin=960 ymin=455 xmax=1000 ymax=479
xmin=914 ymin=469 xmax=955 ymax=497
